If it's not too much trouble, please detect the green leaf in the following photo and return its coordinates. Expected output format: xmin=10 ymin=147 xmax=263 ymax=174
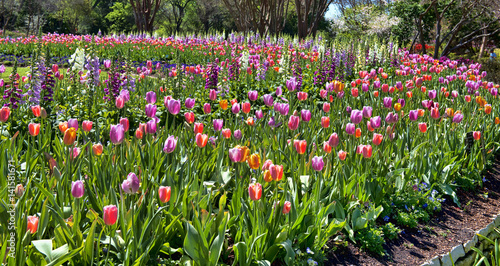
xmin=183 ymin=222 xmax=209 ymax=262
xmin=32 ymin=240 xmax=53 ymax=262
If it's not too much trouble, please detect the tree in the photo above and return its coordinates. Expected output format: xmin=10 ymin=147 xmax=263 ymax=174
xmin=129 ymin=0 xmax=162 ymax=33
xmin=295 ymin=0 xmax=334 ymax=39
xmin=221 ymin=0 xmax=290 ymax=35
xmin=0 ymin=0 xmax=21 ymax=33
xmin=165 ymin=0 xmax=194 ymax=33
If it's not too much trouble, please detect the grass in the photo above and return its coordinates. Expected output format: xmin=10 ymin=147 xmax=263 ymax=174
xmin=1 ymin=66 xmax=30 ymax=78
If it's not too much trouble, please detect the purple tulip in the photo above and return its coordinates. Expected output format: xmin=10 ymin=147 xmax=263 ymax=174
xmin=213 ymin=119 xmax=223 ymax=131
xmin=146 ymin=119 xmax=157 ymax=134
xmin=346 ymin=106 xmax=352 ymax=114
xmin=428 ymin=90 xmax=437 ymax=99
xmin=397 ymin=98 xmax=405 ymax=108
xmin=383 ymin=97 xmax=392 ymax=108
xmin=168 ymin=99 xmax=181 ymax=115
xmin=421 ymin=100 xmax=431 ymax=109
xmin=248 ymin=90 xmax=258 ymax=101
xmin=279 ymin=103 xmax=289 ymax=116
xmin=263 ymin=94 xmax=273 ymax=106
xmin=110 ymin=124 xmax=125 ymax=144
xmin=395 ymin=81 xmax=402 ymax=90
xmin=362 ymin=83 xmax=369 ymax=92
xmin=385 ymin=112 xmax=399 ymax=124
xmin=145 ymin=104 xmax=157 ymax=118
xmin=71 ymin=180 xmax=85 ymax=198
xmin=276 ymin=86 xmax=282 ymax=96
xmin=373 ymin=80 xmax=381 ymax=89
xmin=286 ymin=77 xmax=298 ymax=91
xmin=301 ymin=109 xmax=311 ymax=122
xmin=451 ymin=91 xmax=458 ymax=98
xmin=328 ymin=133 xmax=339 ymax=147
xmin=350 ymin=109 xmax=363 ymax=124
xmin=185 ymin=98 xmax=195 ymax=109
xmin=103 ymin=59 xmax=111 ymax=68
xmin=145 ymin=91 xmax=156 ymax=104
xmin=120 ymin=89 xmax=130 ymax=103
xmin=68 ymin=118 xmax=78 ymax=131
xmin=255 ymin=110 xmax=263 ymax=119
xmin=204 ymin=103 xmax=211 ymax=114
xmin=311 ymin=156 xmax=324 ymax=171
xmin=234 ymin=129 xmax=242 ymax=140
xmin=232 ymin=103 xmax=240 ymax=114
xmin=370 ymin=116 xmax=381 ymax=129
xmin=274 ymin=102 xmax=281 ymax=112
xmin=229 ymin=148 xmax=243 ymax=162
xmin=122 ymin=172 xmax=140 ymax=194
xmin=362 ymin=106 xmax=372 ymax=118
xmin=409 ymin=110 xmax=418 ymax=121
xmin=452 ymin=113 xmax=463 ymax=123
xmin=163 ymin=135 xmax=177 ymax=153
xmin=209 ymin=89 xmax=217 ymax=101
xmin=346 ymin=123 xmax=355 ymax=135
xmin=491 ymin=88 xmax=498 ymax=97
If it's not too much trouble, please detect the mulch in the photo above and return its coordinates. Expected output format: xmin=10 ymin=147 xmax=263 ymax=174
xmin=326 ymin=156 xmax=500 ymax=266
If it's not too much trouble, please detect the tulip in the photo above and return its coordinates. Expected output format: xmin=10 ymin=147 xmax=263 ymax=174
xmin=196 ymin=133 xmax=208 ymax=147
xmin=103 ymin=205 xmax=118 ymax=226
xmin=135 ymin=128 xmax=144 ymax=139
xmin=28 ymin=123 xmax=40 ymax=136
xmin=355 ymin=128 xmax=362 ymax=138
xmin=210 ymin=89 xmax=217 ymax=101
xmin=120 ymin=89 xmax=130 ymax=103
xmin=15 ymin=184 xmax=24 ymax=197
xmin=485 ymin=104 xmax=492 ymax=114
xmin=222 ymin=128 xmax=231 ymax=139
xmin=234 ymin=129 xmax=242 ymax=140
xmin=286 ymin=77 xmax=298 ymax=91
xmin=362 ymin=145 xmax=373 ymax=158
xmin=451 ymin=90 xmax=458 ymax=98
xmin=428 ymin=90 xmax=437 ymax=99
xmin=350 ymin=110 xmax=363 ymax=124
xmin=248 ymin=182 xmax=262 ymax=201
xmin=116 ymin=118 xmax=129 ymax=134
xmin=255 ymin=110 xmax=263 ymax=119
xmin=282 ymin=201 xmax=291 ymax=214
xmin=294 ymin=140 xmax=307 ymax=154
xmin=328 ymin=133 xmax=340 ymax=147
xmin=248 ymin=90 xmax=258 ymax=101
xmin=110 ymin=124 xmax=125 ymax=144
xmin=27 ymin=216 xmax=39 ymax=233
xmin=0 ymin=106 xmax=10 ymax=122
xmin=495 ymin=117 xmax=500 ymax=125
xmin=269 ymin=164 xmax=284 ymax=181
xmin=145 ymin=104 xmax=157 ymax=118
xmin=473 ymin=131 xmax=481 ymax=140
xmin=116 ymin=96 xmax=125 ymax=109
xmin=63 ymin=128 xmax=77 ymax=146
xmin=168 ymin=99 xmax=181 ymax=115
xmin=194 ymin=123 xmax=204 ymax=134
xmin=122 ymin=172 xmax=140 ymax=194
xmin=373 ymin=133 xmax=383 ymax=146
xmin=288 ymin=115 xmax=300 ymax=130
xmin=184 ymin=112 xmax=195 ymax=124
xmin=323 ymin=142 xmax=332 ymax=153
xmin=351 ymin=88 xmax=359 ymax=97
xmin=409 ymin=110 xmax=418 ymax=121
xmin=346 ymin=123 xmax=355 ymax=135
xmin=231 ymin=102 xmax=241 ymax=114
xmin=238 ymin=146 xmax=250 ymax=162
xmin=185 ymin=98 xmax=195 ymax=109
xmin=465 ymin=95 xmax=471 ymax=102
xmin=338 ymin=150 xmax=347 ymax=161
xmin=158 ymin=186 xmax=171 ymax=203
xmin=213 ymin=119 xmax=223 ymax=131
xmin=82 ymin=120 xmax=93 ymax=132
xmin=145 ymin=91 xmax=156 ymax=104
xmin=323 ymin=103 xmax=330 ymax=113
xmin=362 ymin=106 xmax=372 ymax=118
xmin=430 ymin=108 xmax=440 ymax=119
xmin=301 ymin=109 xmax=312 ymax=122
xmin=31 ymin=105 xmax=41 ymax=117
xmin=321 ymin=116 xmax=330 ymax=128
xmin=242 ymin=102 xmax=251 ymax=114
xmin=370 ymin=116 xmax=381 ymax=129
xmin=59 ymin=121 xmax=68 ymax=133
xmin=311 ymin=156 xmax=324 ymax=171
xmin=92 ymin=143 xmax=103 ymax=156
xmin=229 ymin=147 xmax=243 ymax=162
xmin=297 ymin=91 xmax=308 ymax=101
xmin=394 ymin=103 xmax=402 ymax=112
xmin=163 ymin=136 xmax=177 ymax=153
xmin=146 ymin=119 xmax=157 ymax=134
xmin=247 ymin=153 xmax=261 ymax=169
xmin=418 ymin=123 xmax=428 ymax=133
xmin=246 ymin=117 xmax=255 ymax=126
xmin=383 ymin=97 xmax=392 ymax=108
xmin=260 ymin=94 xmax=273 ymax=107
xmin=203 ymin=103 xmax=211 ymax=114
xmin=279 ymin=103 xmax=289 ymax=116
xmin=71 ymin=180 xmax=85 ymax=198
xmin=385 ymin=112 xmax=399 ymax=124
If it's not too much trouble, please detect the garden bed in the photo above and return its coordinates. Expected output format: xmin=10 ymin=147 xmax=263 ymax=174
xmin=327 ymin=155 xmax=500 ymax=265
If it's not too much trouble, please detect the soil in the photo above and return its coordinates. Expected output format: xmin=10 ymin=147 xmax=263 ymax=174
xmin=326 ymin=155 xmax=500 ymax=266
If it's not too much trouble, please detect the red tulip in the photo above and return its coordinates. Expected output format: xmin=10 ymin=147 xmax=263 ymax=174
xmin=158 ymin=186 xmax=171 ymax=203
xmin=294 ymin=140 xmax=307 ymax=154
xmin=222 ymin=128 xmax=231 ymax=139
xmin=242 ymin=102 xmax=251 ymax=114
xmin=282 ymin=201 xmax=291 ymax=214
xmin=473 ymin=131 xmax=481 ymax=140
xmin=372 ymin=133 xmax=383 ymax=146
xmin=269 ymin=164 xmax=283 ymax=181
xmin=362 ymin=145 xmax=372 ymax=158
xmin=323 ymin=142 xmax=332 ymax=153
xmin=82 ymin=120 xmax=93 ymax=132
xmin=248 ymin=183 xmax=262 ymax=201
xmin=185 ymin=112 xmax=195 ymax=124
xmin=31 ymin=105 xmax=41 ymax=117
xmin=103 ymin=205 xmax=118 ymax=226
xmin=194 ymin=123 xmax=204 ymax=134
xmin=27 ymin=216 xmax=39 ymax=233
xmin=321 ymin=116 xmax=330 ymax=128
xmin=28 ymin=123 xmax=40 ymax=136
xmin=196 ymin=133 xmax=208 ymax=148
xmin=418 ymin=123 xmax=428 ymax=133
xmin=0 ymin=106 xmax=10 ymax=122
xmin=338 ymin=150 xmax=347 ymax=161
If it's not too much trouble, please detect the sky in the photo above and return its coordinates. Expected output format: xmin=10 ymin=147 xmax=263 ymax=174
xmin=325 ymin=4 xmax=340 ymax=20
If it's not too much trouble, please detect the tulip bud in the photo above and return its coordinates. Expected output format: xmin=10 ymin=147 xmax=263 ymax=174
xmin=15 ymin=184 xmax=24 ymax=197
xmin=71 ymin=180 xmax=85 ymax=198
xmin=103 ymin=205 xmax=118 ymax=226
xmin=158 ymin=186 xmax=171 ymax=203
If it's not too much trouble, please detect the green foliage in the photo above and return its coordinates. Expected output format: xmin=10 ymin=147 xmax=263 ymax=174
xmin=381 ymin=223 xmax=401 ymax=241
xmin=105 ymin=2 xmax=135 ymax=33
xmin=355 ymin=227 xmax=386 ymax=256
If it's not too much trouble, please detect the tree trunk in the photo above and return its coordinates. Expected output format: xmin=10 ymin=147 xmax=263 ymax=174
xmin=417 ymin=18 xmax=426 ymax=55
xmin=433 ymin=4 xmax=441 ymax=59
xmin=477 ymin=25 xmax=487 ymax=61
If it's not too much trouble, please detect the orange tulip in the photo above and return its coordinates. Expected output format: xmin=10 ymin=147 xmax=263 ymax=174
xmin=237 ymin=146 xmax=250 ymax=162
xmin=59 ymin=121 xmax=68 ymax=133
xmin=263 ymin=170 xmax=272 ymax=182
xmin=373 ymin=91 xmax=379 ymax=97
xmin=445 ymin=108 xmax=454 ymax=117
xmin=27 ymin=216 xmax=39 ymax=234
xmin=495 ymin=117 xmax=500 ymax=125
xmin=394 ymin=103 xmax=402 ymax=112
xmin=417 ymin=109 xmax=425 ymax=117
xmin=247 ymin=153 xmax=261 ymax=169
xmin=195 ymin=133 xmax=208 ymax=148
xmin=219 ymin=100 xmax=228 ymax=110
xmin=92 ymin=143 xmax=103 ymax=156
xmin=321 ymin=116 xmax=330 ymax=128
xmin=355 ymin=128 xmax=361 ymax=138
xmin=294 ymin=140 xmax=307 ymax=154
xmin=418 ymin=123 xmax=427 ymax=133
xmin=242 ymin=102 xmax=251 ymax=114
xmin=63 ymin=127 xmax=77 ymax=146
xmin=248 ymin=183 xmax=262 ymax=201
xmin=485 ymin=104 xmax=492 ymax=114
xmin=338 ymin=150 xmax=347 ymax=161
